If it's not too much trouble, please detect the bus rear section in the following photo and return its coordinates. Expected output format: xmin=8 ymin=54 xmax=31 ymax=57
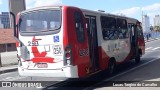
xmin=16 ymin=6 xmax=87 ymax=78
xmin=12 ymin=5 xmax=145 ymax=78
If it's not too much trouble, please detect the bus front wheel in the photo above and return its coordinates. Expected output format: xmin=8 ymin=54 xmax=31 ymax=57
xmin=107 ymin=59 xmax=116 ymax=75
xmin=135 ymin=53 xmax=140 ymax=63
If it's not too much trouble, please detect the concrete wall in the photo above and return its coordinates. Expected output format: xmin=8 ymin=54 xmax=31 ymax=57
xmin=0 ymin=43 xmax=16 ymax=52
xmin=0 ymin=51 xmax=17 ymax=66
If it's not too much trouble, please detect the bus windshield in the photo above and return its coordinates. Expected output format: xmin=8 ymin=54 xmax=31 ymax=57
xmin=19 ymin=9 xmax=61 ymax=32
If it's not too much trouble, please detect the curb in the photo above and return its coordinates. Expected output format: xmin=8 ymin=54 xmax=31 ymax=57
xmin=0 ymin=67 xmax=18 ymax=74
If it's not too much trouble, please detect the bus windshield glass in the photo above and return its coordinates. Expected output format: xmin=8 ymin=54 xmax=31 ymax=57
xmin=19 ymin=9 xmax=61 ymax=32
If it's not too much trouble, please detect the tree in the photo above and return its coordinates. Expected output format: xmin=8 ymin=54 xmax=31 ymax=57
xmin=154 ymin=26 xmax=160 ymax=32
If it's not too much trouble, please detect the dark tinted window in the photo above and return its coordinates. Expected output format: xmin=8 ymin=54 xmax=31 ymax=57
xmin=137 ymin=26 xmax=144 ymax=38
xmin=74 ymin=12 xmax=85 ymax=42
xmin=117 ymin=19 xmax=128 ymax=39
xmin=101 ymin=16 xmax=117 ymax=40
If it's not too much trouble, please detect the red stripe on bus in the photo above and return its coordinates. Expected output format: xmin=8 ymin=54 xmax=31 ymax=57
xmin=31 ymin=57 xmax=55 ymax=63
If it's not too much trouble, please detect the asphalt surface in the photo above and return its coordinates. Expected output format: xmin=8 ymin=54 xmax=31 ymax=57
xmin=0 ymin=39 xmax=160 ymax=90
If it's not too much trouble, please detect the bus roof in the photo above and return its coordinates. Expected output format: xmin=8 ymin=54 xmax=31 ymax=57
xmin=20 ymin=5 xmax=139 ymax=23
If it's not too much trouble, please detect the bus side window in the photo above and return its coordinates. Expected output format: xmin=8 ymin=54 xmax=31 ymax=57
xmin=100 ymin=16 xmax=117 ymax=40
xmin=117 ymin=19 xmax=128 ymax=39
xmin=137 ymin=26 xmax=144 ymax=38
xmin=74 ymin=12 xmax=85 ymax=42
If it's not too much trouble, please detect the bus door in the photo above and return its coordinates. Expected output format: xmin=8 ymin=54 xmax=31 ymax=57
xmin=130 ymin=24 xmax=138 ymax=57
xmin=137 ymin=23 xmax=145 ymax=55
xmin=85 ymin=16 xmax=99 ymax=71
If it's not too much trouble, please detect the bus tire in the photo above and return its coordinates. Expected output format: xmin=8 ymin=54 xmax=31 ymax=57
xmin=135 ymin=53 xmax=140 ymax=63
xmin=107 ymin=59 xmax=116 ymax=75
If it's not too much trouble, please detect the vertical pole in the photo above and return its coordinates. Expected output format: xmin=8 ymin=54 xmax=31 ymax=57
xmin=0 ymin=53 xmax=2 ymax=67
xmin=142 ymin=11 xmax=145 ymax=37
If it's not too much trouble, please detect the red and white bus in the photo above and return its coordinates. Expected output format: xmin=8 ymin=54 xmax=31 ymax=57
xmin=10 ymin=5 xmax=145 ymax=78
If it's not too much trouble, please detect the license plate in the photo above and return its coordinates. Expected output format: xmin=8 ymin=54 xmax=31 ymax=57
xmin=53 ymin=45 xmax=62 ymax=55
xmin=37 ymin=63 xmax=48 ymax=68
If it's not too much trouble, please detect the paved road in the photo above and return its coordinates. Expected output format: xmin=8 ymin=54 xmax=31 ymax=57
xmin=0 ymin=39 xmax=160 ymax=90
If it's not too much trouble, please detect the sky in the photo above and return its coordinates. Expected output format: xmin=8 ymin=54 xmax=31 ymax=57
xmin=0 ymin=0 xmax=160 ymax=25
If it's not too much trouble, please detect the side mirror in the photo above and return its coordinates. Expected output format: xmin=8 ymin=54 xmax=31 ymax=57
xmin=10 ymin=12 xmax=17 ymax=38
xmin=10 ymin=12 xmax=23 ymax=47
